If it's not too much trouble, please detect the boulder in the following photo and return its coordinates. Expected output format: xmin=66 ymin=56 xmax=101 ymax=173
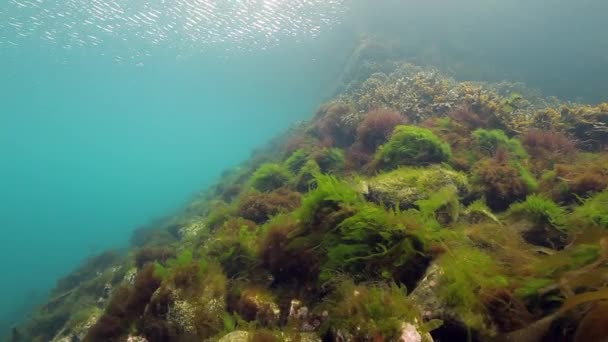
xmin=363 ymin=167 xmax=470 ymax=210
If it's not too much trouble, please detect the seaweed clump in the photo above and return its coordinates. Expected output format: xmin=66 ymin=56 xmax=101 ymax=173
xmin=374 ymin=125 xmax=452 ymax=170
xmin=321 ymin=279 xmax=437 ymax=341
xmin=237 ymin=188 xmax=301 ymax=224
xmin=250 ymin=163 xmax=293 ymax=192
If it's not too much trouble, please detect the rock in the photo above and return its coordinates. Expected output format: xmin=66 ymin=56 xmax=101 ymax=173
xmin=288 ymin=299 xmax=328 ymax=332
xmin=123 ymin=267 xmax=137 ymax=285
xmin=400 ymin=322 xmax=422 ymax=342
xmin=126 ymin=336 xmax=148 ymax=342
xmin=167 ymin=299 xmax=198 ymax=334
xmin=363 ymin=167 xmax=470 ymax=211
xmin=520 ymin=222 xmax=568 ymax=250
xmin=218 ymin=331 xmax=250 ymax=342
xmin=51 ymin=307 xmax=101 ymax=342
xmin=179 ymin=219 xmax=206 ymax=240
xmin=218 ymin=331 xmax=321 ymax=342
xmin=409 ymin=264 xmax=477 ymax=342
xmin=236 ymin=288 xmax=281 ymax=326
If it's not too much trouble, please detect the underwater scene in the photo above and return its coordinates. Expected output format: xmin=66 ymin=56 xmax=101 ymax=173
xmin=1 ymin=0 xmax=608 ymax=341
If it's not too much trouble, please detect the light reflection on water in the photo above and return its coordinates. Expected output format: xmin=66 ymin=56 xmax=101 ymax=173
xmin=1 ymin=0 xmax=347 ymax=62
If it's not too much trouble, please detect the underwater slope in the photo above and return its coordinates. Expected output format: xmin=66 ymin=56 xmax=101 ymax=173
xmin=13 ymin=61 xmax=608 ymax=342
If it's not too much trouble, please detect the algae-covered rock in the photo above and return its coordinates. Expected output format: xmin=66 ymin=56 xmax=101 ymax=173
xmin=410 ymin=250 xmax=510 ymax=341
xmin=288 ymin=299 xmax=328 ymax=332
xmin=218 ymin=330 xmax=250 ymax=342
xmin=234 ymin=287 xmax=281 ymax=326
xmin=218 ymin=330 xmax=321 ymax=342
xmin=51 ymin=307 xmax=102 ymax=342
xmin=321 ymin=279 xmax=435 ymax=341
xmin=562 ymin=104 xmax=608 ymax=151
xmin=410 ymin=264 xmax=473 ymax=341
xmin=363 ymin=166 xmax=470 ymax=210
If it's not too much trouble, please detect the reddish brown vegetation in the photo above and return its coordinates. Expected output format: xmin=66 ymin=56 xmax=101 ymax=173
xmin=259 ymin=219 xmax=319 ymax=284
xmin=448 ymin=105 xmax=488 ymax=131
xmin=283 ymin=132 xmax=312 ymax=156
xmin=346 ymin=143 xmax=374 ymax=170
xmin=346 ymin=109 xmax=405 ymax=169
xmin=237 ymin=188 xmax=301 ymax=224
xmin=522 ymin=129 xmax=577 ymax=174
xmin=313 ymin=102 xmax=357 ymax=148
xmin=356 ymin=109 xmax=405 ymax=152
xmin=543 ymin=154 xmax=608 ymax=201
xmin=134 ymin=245 xmax=176 ymax=269
xmin=482 ymin=288 xmax=533 ymax=333
xmin=473 ymin=153 xmax=528 ymax=211
xmin=421 ymin=106 xmax=487 ymax=171
xmin=85 ymin=264 xmax=161 ymax=341
xmin=228 ymin=287 xmax=279 ymax=326
xmin=522 ymin=129 xmax=576 ymax=156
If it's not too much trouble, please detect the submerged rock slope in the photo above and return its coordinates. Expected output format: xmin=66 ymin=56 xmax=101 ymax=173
xmin=14 ymin=62 xmax=608 ymax=342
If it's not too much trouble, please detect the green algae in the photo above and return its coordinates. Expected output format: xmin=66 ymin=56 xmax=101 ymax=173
xmin=436 ymin=247 xmax=509 ymax=333
xmin=320 ymin=204 xmax=427 ymax=284
xmin=569 ymin=189 xmax=608 ymax=229
xmin=374 ymin=125 xmax=452 ymax=170
xmin=284 ymin=149 xmax=309 ymax=174
xmin=250 ymin=163 xmax=293 ymax=192
xmin=508 ymin=195 xmax=567 ymax=229
xmin=473 ymin=128 xmax=528 ymax=159
xmin=320 ymin=279 xmax=433 ymax=341
xmin=296 ymin=174 xmax=362 ymax=227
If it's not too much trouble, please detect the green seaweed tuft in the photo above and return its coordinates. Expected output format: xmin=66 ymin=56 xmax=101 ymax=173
xmin=569 ymin=189 xmax=608 ymax=229
xmin=508 ymin=195 xmax=566 ymax=228
xmin=473 ymin=128 xmax=528 ymax=159
xmin=374 ymin=125 xmax=452 ymax=170
xmin=250 ymin=163 xmax=292 ymax=192
xmin=322 ymin=279 xmax=432 ymax=341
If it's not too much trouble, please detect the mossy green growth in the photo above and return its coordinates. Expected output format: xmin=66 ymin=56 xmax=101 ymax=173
xmin=500 ymin=92 xmax=523 ymax=113
xmin=297 ymin=174 xmax=363 ymax=226
xmin=514 ymin=277 xmax=554 ymax=300
xmin=533 ymin=243 xmax=601 ymax=277
xmin=464 ymin=199 xmax=501 ymax=224
xmin=284 ymin=149 xmax=309 ymax=174
xmin=472 ymin=128 xmax=528 ymax=159
xmin=205 ymin=200 xmax=234 ymax=231
xmin=374 ymin=125 xmax=451 ymax=170
xmin=437 ymin=247 xmax=509 ymax=330
xmin=313 ymin=147 xmax=345 ymax=174
xmin=515 ymin=162 xmax=538 ymax=191
xmin=206 ymin=222 xmax=258 ymax=278
xmin=569 ymin=189 xmax=608 ymax=229
xmin=250 ymin=163 xmax=292 ymax=192
xmin=569 ymin=244 xmax=602 ymax=268
xmin=320 ymin=204 xmax=426 ymax=283
xmin=414 ymin=185 xmax=460 ymax=223
xmin=292 ymin=159 xmax=321 ymax=192
xmin=365 ymin=166 xmax=470 ymax=211
xmin=508 ymin=195 xmax=566 ymax=228
xmin=322 ymin=279 xmax=435 ymax=341
xmin=153 ymin=249 xmax=211 ymax=290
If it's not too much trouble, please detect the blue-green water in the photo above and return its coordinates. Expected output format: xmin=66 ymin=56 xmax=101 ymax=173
xmin=1 ymin=0 xmax=607 ymax=337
